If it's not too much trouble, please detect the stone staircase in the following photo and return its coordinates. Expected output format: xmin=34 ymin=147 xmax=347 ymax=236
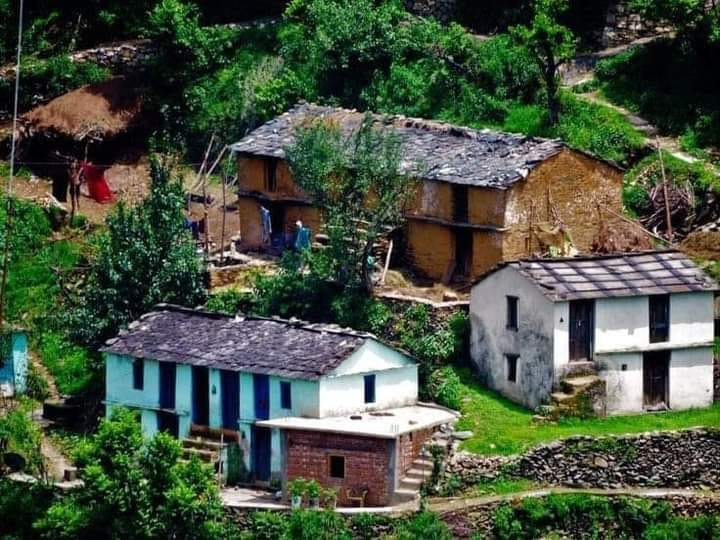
xmin=539 ymin=363 xmax=607 ymax=420
xmin=181 ymin=424 xmax=234 ymax=471
xmin=393 ymin=454 xmax=434 ymax=504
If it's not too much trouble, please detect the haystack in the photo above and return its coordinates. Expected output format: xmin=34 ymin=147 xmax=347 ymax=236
xmin=22 ymin=77 xmax=143 ymax=143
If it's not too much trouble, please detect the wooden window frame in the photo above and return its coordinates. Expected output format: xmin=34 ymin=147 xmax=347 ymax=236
xmin=132 ymin=358 xmax=144 ymax=391
xmin=506 ymin=296 xmax=519 ymax=331
xmin=280 ymin=381 xmax=292 ymax=410
xmin=328 ymin=455 xmax=345 ymax=479
xmin=506 ymin=354 xmax=519 ymax=383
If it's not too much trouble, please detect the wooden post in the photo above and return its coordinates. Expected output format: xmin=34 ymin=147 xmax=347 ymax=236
xmin=220 ymin=172 xmax=227 ymax=264
xmin=380 ymin=239 xmax=394 ymax=285
xmin=657 ymin=138 xmax=673 ymax=240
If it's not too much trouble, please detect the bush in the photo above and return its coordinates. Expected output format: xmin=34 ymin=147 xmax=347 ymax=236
xmin=36 ymin=331 xmax=94 ymax=396
xmin=285 ymin=509 xmax=352 ymax=540
xmin=0 ymin=480 xmax=54 ymax=539
xmin=25 ymin=364 xmax=50 ymax=401
xmin=391 ymin=511 xmax=453 ymax=540
xmin=427 ymin=366 xmax=463 ymax=410
xmin=248 ymin=511 xmax=289 ymax=540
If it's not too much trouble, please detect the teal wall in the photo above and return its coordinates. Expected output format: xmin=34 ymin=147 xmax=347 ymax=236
xmin=105 ymin=353 xmax=319 ymax=481
xmin=0 ymin=332 xmax=28 ymax=397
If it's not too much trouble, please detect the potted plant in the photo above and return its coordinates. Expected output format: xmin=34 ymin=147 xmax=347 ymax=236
xmin=320 ymin=487 xmax=338 ymax=509
xmin=288 ymin=478 xmax=306 ymax=509
xmin=306 ymin=480 xmax=321 ymax=509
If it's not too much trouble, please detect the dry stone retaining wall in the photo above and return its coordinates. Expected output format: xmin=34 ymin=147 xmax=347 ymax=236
xmin=445 ymin=428 xmax=720 ymax=491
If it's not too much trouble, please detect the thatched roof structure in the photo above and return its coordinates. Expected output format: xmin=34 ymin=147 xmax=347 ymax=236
xmin=22 ymin=77 xmax=143 ymax=143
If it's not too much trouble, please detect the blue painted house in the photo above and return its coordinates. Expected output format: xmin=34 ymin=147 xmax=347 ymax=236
xmin=0 ymin=330 xmax=28 ymax=398
xmin=103 ymin=305 xmax=456 ymax=505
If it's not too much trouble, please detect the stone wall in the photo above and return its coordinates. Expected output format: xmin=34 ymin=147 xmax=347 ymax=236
xmin=444 ymin=428 xmax=720 ymax=492
xmin=404 ymin=0 xmax=458 ymax=23
xmin=601 ymin=1 xmax=673 ymax=47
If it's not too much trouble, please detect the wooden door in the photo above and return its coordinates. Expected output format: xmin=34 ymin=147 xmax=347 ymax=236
xmin=221 ymin=370 xmax=240 ymax=430
xmin=252 ymin=426 xmax=272 ymax=482
xmin=253 ymin=374 xmax=270 ymax=421
xmin=192 ymin=366 xmax=210 ymax=426
xmin=569 ymin=300 xmax=594 ymax=361
xmin=159 ymin=362 xmax=176 ymax=410
xmin=643 ymin=351 xmax=669 ymax=409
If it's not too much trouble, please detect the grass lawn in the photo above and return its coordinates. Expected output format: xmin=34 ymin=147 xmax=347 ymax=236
xmin=453 ymin=367 xmax=720 ymax=456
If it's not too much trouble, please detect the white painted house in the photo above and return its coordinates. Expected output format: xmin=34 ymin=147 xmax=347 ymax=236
xmin=470 ymin=251 xmax=718 ymax=414
xmin=103 ymin=305 xmax=456 ymax=506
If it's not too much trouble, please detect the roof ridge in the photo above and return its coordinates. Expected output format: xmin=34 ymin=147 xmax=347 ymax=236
xmin=513 ymin=249 xmax=681 ymax=265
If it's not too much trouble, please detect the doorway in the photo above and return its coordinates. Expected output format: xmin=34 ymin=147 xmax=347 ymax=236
xmin=454 ymin=229 xmax=473 ymax=280
xmin=253 ymin=374 xmax=270 ymax=421
xmin=159 ymin=362 xmax=176 ymax=410
xmin=643 ymin=351 xmax=669 ymax=410
xmin=252 ymin=426 xmax=272 ymax=482
xmin=221 ymin=370 xmax=240 ymax=430
xmin=192 ymin=366 xmax=210 ymax=426
xmin=569 ymin=300 xmax=594 ymax=361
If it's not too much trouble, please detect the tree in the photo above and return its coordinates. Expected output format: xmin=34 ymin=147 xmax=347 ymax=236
xmin=34 ymin=409 xmax=228 ymax=540
xmin=284 ymin=114 xmax=414 ymax=293
xmin=631 ymin=0 xmax=719 ymax=43
xmin=67 ymin=155 xmax=206 ymax=348
xmin=511 ymin=0 xmax=576 ymax=124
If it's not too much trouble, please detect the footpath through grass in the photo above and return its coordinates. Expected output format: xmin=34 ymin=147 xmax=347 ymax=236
xmin=453 ymin=367 xmax=720 ymax=456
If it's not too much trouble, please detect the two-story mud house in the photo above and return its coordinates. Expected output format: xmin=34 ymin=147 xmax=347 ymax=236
xmin=102 ymin=305 xmax=456 ymax=507
xmin=231 ymin=103 xmax=628 ymax=282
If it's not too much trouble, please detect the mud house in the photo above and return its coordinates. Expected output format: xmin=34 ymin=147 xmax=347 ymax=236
xmin=231 ymin=103 xmax=628 ymax=283
xmin=469 ymin=250 xmax=718 ymax=415
xmin=102 ymin=305 xmax=455 ymax=506
xmin=0 ymin=330 xmax=28 ymax=398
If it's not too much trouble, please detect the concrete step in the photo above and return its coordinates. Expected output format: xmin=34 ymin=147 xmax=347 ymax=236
xmin=399 ymin=476 xmax=424 ymax=488
xmin=392 ymin=487 xmax=420 ymax=504
xmin=561 ymin=375 xmax=602 ymax=394
xmin=405 ymin=467 xmax=432 ymax=478
xmin=182 ymin=438 xmax=225 ymax=451
xmin=182 ymin=447 xmax=218 ymax=463
xmin=550 ymin=392 xmax=575 ymax=403
xmin=189 ymin=424 xmax=238 ymax=441
xmin=412 ymin=458 xmax=433 ymax=468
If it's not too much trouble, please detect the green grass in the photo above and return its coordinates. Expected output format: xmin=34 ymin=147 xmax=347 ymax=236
xmin=469 ymin=477 xmax=538 ymax=497
xmin=453 ymin=367 xmax=720 ymax=456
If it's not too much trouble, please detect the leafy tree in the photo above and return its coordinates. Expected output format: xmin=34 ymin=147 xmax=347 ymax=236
xmin=34 ymin=408 xmax=227 ymax=540
xmin=284 ymin=114 xmax=414 ymax=293
xmin=511 ymin=0 xmax=576 ymax=124
xmin=67 ymin=155 xmax=206 ymax=348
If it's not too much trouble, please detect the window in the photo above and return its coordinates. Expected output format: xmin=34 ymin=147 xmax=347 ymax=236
xmin=280 ymin=381 xmax=292 ymax=410
xmin=265 ymin=158 xmax=278 ymax=192
xmin=132 ymin=358 xmax=144 ymax=390
xmin=329 ymin=455 xmax=345 ymax=479
xmin=363 ymin=374 xmax=376 ymax=404
xmin=649 ymin=295 xmax=670 ymax=343
xmin=506 ymin=354 xmax=519 ymax=383
xmin=506 ymin=296 xmax=519 ymax=330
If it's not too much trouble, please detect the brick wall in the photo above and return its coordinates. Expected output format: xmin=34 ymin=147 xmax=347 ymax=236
xmin=397 ymin=428 xmax=433 ymax=478
xmin=285 ymin=430 xmax=395 ymax=507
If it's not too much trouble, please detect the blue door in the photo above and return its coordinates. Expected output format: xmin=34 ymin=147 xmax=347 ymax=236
xmin=252 ymin=426 xmax=272 ymax=481
xmin=220 ymin=370 xmax=240 ymax=430
xmin=159 ymin=362 xmax=176 ymax=410
xmin=253 ymin=374 xmax=270 ymax=421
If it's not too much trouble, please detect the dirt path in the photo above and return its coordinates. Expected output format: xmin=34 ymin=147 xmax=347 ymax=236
xmin=429 ymin=486 xmax=720 ymax=514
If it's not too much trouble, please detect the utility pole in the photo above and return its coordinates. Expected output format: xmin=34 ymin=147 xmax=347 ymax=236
xmin=0 ymin=0 xmax=25 ymax=328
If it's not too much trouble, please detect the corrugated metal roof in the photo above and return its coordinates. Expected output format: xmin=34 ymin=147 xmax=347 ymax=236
xmin=231 ymin=102 xmax=570 ymax=189
xmin=101 ymin=305 xmax=378 ymax=380
xmin=507 ymin=251 xmax=718 ymax=301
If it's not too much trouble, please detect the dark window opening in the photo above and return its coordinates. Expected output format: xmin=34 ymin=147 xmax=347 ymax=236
xmin=280 ymin=381 xmax=292 ymax=410
xmin=454 ymin=229 xmax=473 ymax=279
xmin=364 ymin=374 xmax=376 ymax=404
xmin=265 ymin=158 xmax=278 ymax=192
xmin=452 ymin=185 xmax=468 ymax=223
xmin=506 ymin=354 xmax=519 ymax=383
xmin=506 ymin=296 xmax=519 ymax=330
xmin=329 ymin=455 xmax=345 ymax=479
xmin=649 ymin=294 xmax=670 ymax=343
xmin=132 ymin=358 xmax=144 ymax=390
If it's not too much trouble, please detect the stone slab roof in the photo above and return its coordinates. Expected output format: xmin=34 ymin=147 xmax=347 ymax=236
xmin=506 ymin=250 xmax=719 ymax=302
xmin=101 ymin=305 xmax=377 ymax=380
xmin=231 ymin=102 xmax=568 ymax=189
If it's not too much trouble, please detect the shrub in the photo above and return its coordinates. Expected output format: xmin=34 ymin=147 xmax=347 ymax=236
xmin=0 ymin=480 xmax=54 ymax=539
xmin=25 ymin=364 xmax=50 ymax=401
xmin=427 ymin=366 xmax=463 ymax=410
xmin=392 ymin=511 xmax=453 ymax=540
xmin=248 ymin=511 xmax=288 ymax=540
xmin=36 ymin=331 xmax=94 ymax=396
xmin=285 ymin=509 xmax=352 ymax=540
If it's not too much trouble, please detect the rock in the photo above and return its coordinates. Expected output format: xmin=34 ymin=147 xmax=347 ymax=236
xmin=452 ymin=430 xmax=474 ymax=441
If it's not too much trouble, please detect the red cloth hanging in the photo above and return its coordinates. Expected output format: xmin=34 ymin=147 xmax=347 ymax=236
xmin=81 ymin=161 xmax=113 ymax=203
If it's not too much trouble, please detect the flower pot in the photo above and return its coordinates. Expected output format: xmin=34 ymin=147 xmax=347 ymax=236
xmin=291 ymin=495 xmax=303 ymax=509
xmin=310 ymin=497 xmax=321 ymax=509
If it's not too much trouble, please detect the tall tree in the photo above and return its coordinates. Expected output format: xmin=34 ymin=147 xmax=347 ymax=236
xmin=284 ymin=115 xmax=413 ymax=293
xmin=67 ymin=155 xmax=206 ymax=348
xmin=511 ymin=0 xmax=576 ymax=124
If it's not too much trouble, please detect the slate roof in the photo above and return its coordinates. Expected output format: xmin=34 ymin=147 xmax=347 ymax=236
xmin=231 ymin=102 xmax=569 ymax=189
xmin=100 ymin=305 xmax=381 ymax=380
xmin=503 ymin=250 xmax=719 ymax=302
